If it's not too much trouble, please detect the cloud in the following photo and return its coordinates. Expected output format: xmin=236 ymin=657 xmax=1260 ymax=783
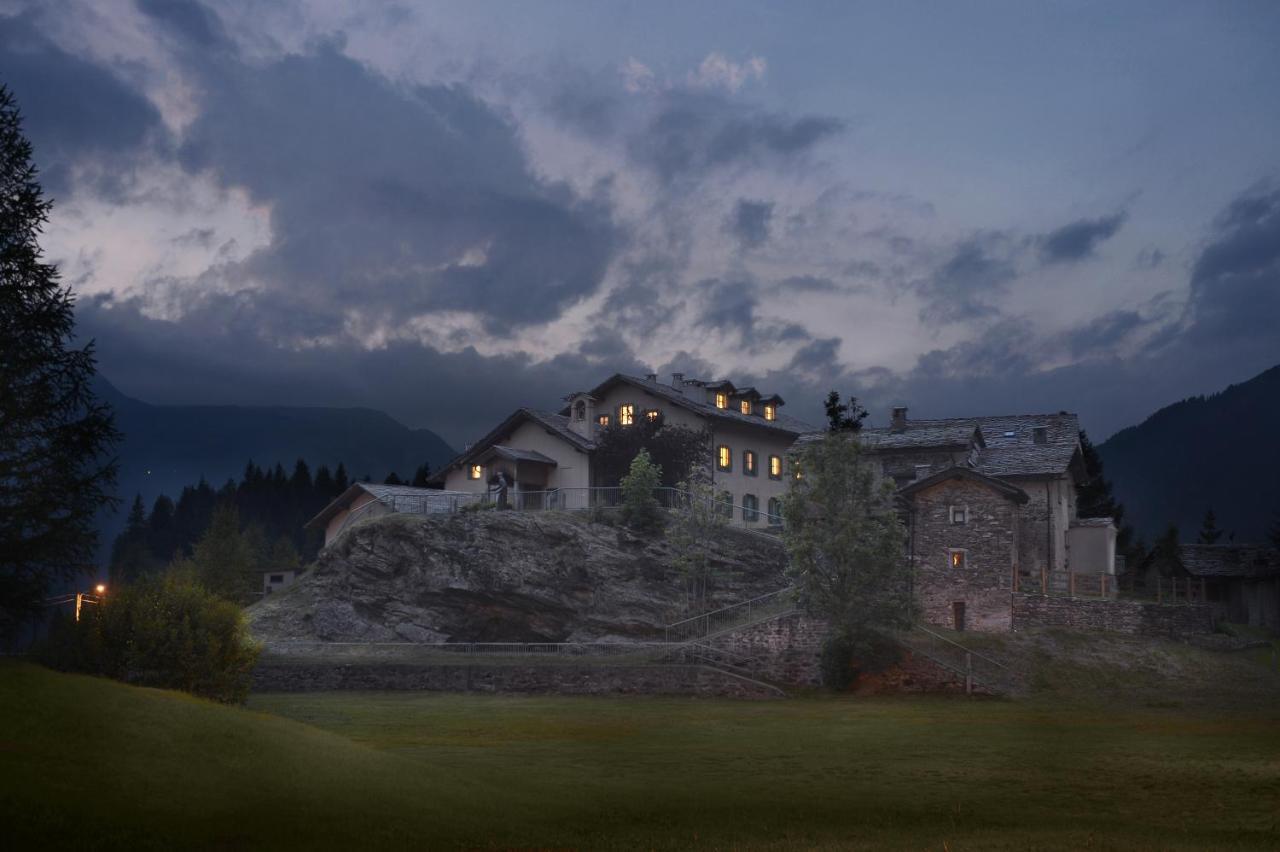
xmin=1038 ymin=212 xmax=1126 ymax=264
xmin=0 ymin=11 xmax=166 ymax=198
xmin=687 ymin=53 xmax=767 ymax=93
xmin=914 ymin=233 xmax=1017 ymax=325
xmin=727 ymin=198 xmax=774 ymax=248
xmin=168 ymin=35 xmax=620 ymax=335
xmin=620 ymin=58 xmax=657 ymax=94
xmin=136 ymin=0 xmax=228 ymax=48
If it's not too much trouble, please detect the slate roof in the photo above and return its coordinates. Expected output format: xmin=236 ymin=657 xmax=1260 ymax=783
xmin=479 ymin=445 xmax=560 ymax=465
xmin=569 ymin=374 xmax=818 ymax=436
xmin=1178 ymin=544 xmax=1280 ymax=579
xmin=1070 ymin=517 xmax=1116 ymax=529
xmin=305 ymin=483 xmax=452 ymax=529
xmin=854 ymin=422 xmax=983 ymax=451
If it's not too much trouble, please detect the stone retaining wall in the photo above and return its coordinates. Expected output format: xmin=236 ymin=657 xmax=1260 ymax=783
xmin=1012 ymin=593 xmax=1213 ymax=636
xmin=252 ymin=661 xmax=782 ymax=698
xmin=706 ymin=612 xmax=826 ymax=686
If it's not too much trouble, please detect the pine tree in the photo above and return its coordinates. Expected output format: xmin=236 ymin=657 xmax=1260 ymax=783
xmin=334 ymin=463 xmax=349 ymax=492
xmin=411 ymin=463 xmax=432 ymax=487
xmin=108 ymin=495 xmax=151 ymax=585
xmin=0 ymin=86 xmax=119 ymax=637
xmin=187 ymin=503 xmax=256 ymax=603
xmin=1269 ymin=511 xmax=1280 ymax=550
xmin=824 ymin=391 xmax=868 ymax=432
xmin=1197 ymin=509 xmax=1224 ymax=545
xmin=147 ymin=494 xmax=177 ymax=563
xmin=1076 ymin=430 xmax=1141 ymax=567
xmin=384 ymin=472 xmax=404 ymax=485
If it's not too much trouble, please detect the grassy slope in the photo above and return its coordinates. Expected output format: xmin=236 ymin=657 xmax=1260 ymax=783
xmin=4 ymin=660 xmax=1280 ymax=850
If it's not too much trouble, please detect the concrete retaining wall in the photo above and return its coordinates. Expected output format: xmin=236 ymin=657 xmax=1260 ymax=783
xmin=1012 ymin=593 xmax=1213 ymax=636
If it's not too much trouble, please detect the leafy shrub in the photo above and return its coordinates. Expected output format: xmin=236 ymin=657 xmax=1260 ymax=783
xmin=619 ymin=449 xmax=664 ymax=532
xmin=38 ymin=570 xmax=260 ymax=703
xmin=819 ymin=634 xmax=855 ymax=690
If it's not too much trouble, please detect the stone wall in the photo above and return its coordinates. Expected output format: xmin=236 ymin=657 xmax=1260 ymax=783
xmin=705 ymin=612 xmax=826 ymax=686
xmin=252 ymin=661 xmax=783 ymax=698
xmin=909 ymin=478 xmax=1019 ymax=632
xmin=1012 ymin=593 xmax=1213 ymax=636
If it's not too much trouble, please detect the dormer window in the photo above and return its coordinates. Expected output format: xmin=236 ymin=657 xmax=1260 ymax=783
xmin=573 ymin=400 xmax=586 ymax=421
xmin=1032 ymin=426 xmax=1048 ymax=445
xmin=714 ymin=392 xmax=728 ymax=410
xmin=740 ymin=399 xmax=752 ymax=415
xmin=619 ymin=404 xmax=635 ymax=426
xmin=468 ymin=463 xmax=483 ymax=480
xmin=763 ymin=403 xmax=776 ymax=421
xmin=597 ymin=414 xmax=610 ymax=427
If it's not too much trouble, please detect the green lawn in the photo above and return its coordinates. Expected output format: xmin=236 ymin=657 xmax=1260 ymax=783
xmin=2 ymin=660 xmax=1278 ymax=850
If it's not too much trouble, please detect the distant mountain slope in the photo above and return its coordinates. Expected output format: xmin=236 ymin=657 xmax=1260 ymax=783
xmin=94 ymin=376 xmax=455 ymax=560
xmin=1098 ymin=364 xmax=1280 ymax=543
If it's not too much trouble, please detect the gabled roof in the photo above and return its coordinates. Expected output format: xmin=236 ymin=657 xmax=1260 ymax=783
xmin=1178 ymin=544 xmax=1280 ymax=579
xmin=478 ymin=445 xmax=559 ymax=465
xmin=854 ymin=422 xmax=984 ymax=451
xmin=567 ymin=373 xmax=817 ymax=436
xmin=431 ymin=407 xmax=593 ymax=483
xmin=304 ymin=483 xmax=445 ymax=530
xmin=898 ymin=466 xmax=1030 ymax=504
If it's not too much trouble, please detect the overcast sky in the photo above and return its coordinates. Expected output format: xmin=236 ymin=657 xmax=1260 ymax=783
xmin=7 ymin=0 xmax=1280 ymax=446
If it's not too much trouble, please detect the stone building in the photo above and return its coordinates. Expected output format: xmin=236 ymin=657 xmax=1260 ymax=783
xmin=432 ymin=373 xmax=816 ymax=525
xmin=843 ymin=408 xmax=1114 ymax=632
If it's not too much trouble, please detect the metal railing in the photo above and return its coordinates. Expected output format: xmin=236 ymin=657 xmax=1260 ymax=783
xmin=901 ymin=623 xmax=1014 ymax=695
xmin=1015 ymin=569 xmax=1209 ymax=605
xmin=330 ymin=486 xmax=787 ymax=545
xmin=663 ymin=587 xmax=797 ymax=643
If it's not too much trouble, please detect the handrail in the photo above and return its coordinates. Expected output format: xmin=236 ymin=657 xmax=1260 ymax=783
xmin=908 ymin=623 xmax=1008 ymax=670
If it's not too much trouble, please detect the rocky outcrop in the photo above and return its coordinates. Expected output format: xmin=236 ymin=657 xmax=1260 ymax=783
xmin=248 ymin=510 xmax=787 ymax=644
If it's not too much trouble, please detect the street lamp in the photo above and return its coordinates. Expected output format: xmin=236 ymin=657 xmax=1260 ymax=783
xmin=94 ymin=584 xmax=106 ymax=595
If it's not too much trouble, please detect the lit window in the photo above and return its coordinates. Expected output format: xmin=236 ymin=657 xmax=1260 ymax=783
xmin=743 ymin=494 xmax=759 ymax=522
xmin=619 ymin=404 xmax=635 ymax=426
xmin=950 ymin=550 xmax=966 ymax=569
xmin=715 ymin=392 xmax=728 ymax=409
xmin=744 ymin=450 xmax=757 ymax=476
xmin=763 ymin=404 xmax=776 ymax=421
xmin=597 ymin=415 xmax=610 ymax=427
xmin=951 ymin=506 xmax=967 ymax=525
xmin=740 ymin=399 xmax=752 ymax=415
xmin=767 ymin=497 xmax=782 ymax=524
xmin=645 ymin=409 xmax=661 ymax=422
xmin=717 ymin=445 xmax=732 ymax=471
xmin=468 ymin=463 xmax=483 ymax=480
xmin=768 ymin=455 xmax=782 ymax=479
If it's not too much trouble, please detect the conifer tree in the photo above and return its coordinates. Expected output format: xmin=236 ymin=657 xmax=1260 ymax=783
xmin=823 ymin=391 xmax=868 ymax=432
xmin=411 ymin=463 xmax=432 ymax=487
xmin=0 ymin=86 xmax=119 ymax=637
xmin=108 ymin=496 xmax=152 ymax=585
xmin=1197 ymin=509 xmax=1224 ymax=545
xmin=187 ymin=503 xmax=256 ymax=603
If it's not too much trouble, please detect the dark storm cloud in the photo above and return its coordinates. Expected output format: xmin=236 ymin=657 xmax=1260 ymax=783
xmin=76 ymin=295 xmax=644 ymax=447
xmin=0 ymin=11 xmax=165 ymax=197
xmin=1062 ymin=310 xmax=1148 ymax=358
xmin=695 ymin=277 xmax=757 ymax=337
xmin=771 ymin=275 xmax=841 ymax=294
xmin=914 ymin=234 xmax=1017 ymax=325
xmin=136 ymin=0 xmax=228 ymax=48
xmin=172 ymin=35 xmax=619 ymax=334
xmin=631 ymin=91 xmax=843 ymax=182
xmin=1183 ymin=183 xmax=1280 ymax=347
xmin=1038 ymin=212 xmax=1126 ymax=264
xmin=727 ymin=198 xmax=774 ymax=248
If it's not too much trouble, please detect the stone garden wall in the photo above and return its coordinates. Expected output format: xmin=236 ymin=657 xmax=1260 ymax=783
xmin=1012 ymin=593 xmax=1213 ymax=636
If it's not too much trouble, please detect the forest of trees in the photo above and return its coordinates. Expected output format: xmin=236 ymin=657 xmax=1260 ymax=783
xmin=107 ymin=459 xmax=433 ymax=597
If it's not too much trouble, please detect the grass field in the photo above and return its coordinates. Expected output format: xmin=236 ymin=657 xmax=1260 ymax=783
xmin=3 ymin=660 xmax=1278 ymax=850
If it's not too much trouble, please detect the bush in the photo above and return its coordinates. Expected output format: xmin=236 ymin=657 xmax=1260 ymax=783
xmin=819 ymin=631 xmax=903 ymax=691
xmin=619 ymin=449 xmax=664 ymax=532
xmin=38 ymin=570 xmax=260 ymax=703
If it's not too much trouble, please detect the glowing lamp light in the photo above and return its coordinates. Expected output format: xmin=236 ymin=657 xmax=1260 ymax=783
xmin=95 ymin=584 xmax=106 ymax=594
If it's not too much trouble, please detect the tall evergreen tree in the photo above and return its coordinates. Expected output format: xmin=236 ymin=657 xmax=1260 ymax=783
xmin=186 ymin=503 xmax=256 ymax=603
xmin=824 ymin=391 xmax=868 ymax=432
xmin=108 ymin=495 xmax=151 ymax=585
xmin=384 ymin=472 xmax=404 ymax=485
xmin=1076 ymin=430 xmax=1141 ymax=566
xmin=0 ymin=86 xmax=118 ymax=637
xmin=411 ymin=463 xmax=432 ymax=487
xmin=334 ymin=463 xmax=349 ymax=492
xmin=1197 ymin=509 xmax=1224 ymax=544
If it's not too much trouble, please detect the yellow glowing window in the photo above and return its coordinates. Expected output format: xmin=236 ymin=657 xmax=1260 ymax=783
xmin=715 ymin=392 xmax=728 ymax=409
xmin=619 ymin=404 xmax=635 ymax=426
xmin=950 ymin=551 xmax=966 ymax=569
xmin=717 ymin=445 xmax=732 ymax=471
xmin=744 ymin=450 xmax=757 ymax=475
xmin=645 ymin=409 xmax=660 ymax=422
xmin=740 ymin=400 xmax=752 ymax=415
xmin=768 ymin=455 xmax=782 ymax=479
xmin=764 ymin=404 xmax=776 ymax=421
xmin=468 ymin=464 xmax=483 ymax=480
xmin=597 ymin=415 xmax=610 ymax=427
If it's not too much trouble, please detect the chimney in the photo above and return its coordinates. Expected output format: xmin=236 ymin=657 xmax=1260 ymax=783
xmin=891 ymin=406 xmax=908 ymax=433
xmin=645 ymin=373 xmax=657 ymax=382
xmin=671 ymin=372 xmax=684 ymax=388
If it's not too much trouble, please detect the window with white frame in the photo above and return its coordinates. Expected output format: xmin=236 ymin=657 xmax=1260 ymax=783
xmin=950 ymin=505 xmax=968 ymax=525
